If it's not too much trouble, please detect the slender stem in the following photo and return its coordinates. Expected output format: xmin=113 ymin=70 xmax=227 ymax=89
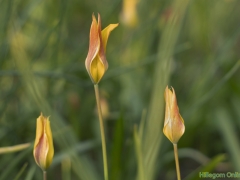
xmin=0 ymin=143 xmax=31 ymax=154
xmin=62 ymin=157 xmax=71 ymax=180
xmin=94 ymin=84 xmax=108 ymax=180
xmin=134 ymin=125 xmax=145 ymax=180
xmin=43 ymin=171 xmax=47 ymax=180
xmin=173 ymin=144 xmax=181 ymax=180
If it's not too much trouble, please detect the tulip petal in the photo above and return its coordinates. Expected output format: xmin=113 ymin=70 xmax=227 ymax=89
xmin=101 ymin=23 xmax=119 ymax=52
xmin=164 ymin=86 xmax=171 ymax=126
xmin=85 ymin=14 xmax=100 ymax=75
xmin=163 ymin=120 xmax=172 ymax=141
xmin=90 ymin=55 xmax=105 ymax=83
xmin=34 ymin=113 xmax=44 ymax=148
xmin=45 ymin=117 xmax=54 ymax=168
xmin=90 ymin=14 xmax=108 ymax=83
xmin=34 ymin=133 xmax=49 ymax=170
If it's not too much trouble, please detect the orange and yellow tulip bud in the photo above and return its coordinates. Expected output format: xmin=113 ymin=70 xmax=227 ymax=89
xmin=85 ymin=13 xmax=118 ymax=84
xmin=121 ymin=0 xmax=139 ymax=27
xmin=120 ymin=0 xmax=139 ymax=28
xmin=163 ymin=86 xmax=185 ymax=144
xmin=33 ymin=113 xmax=54 ymax=171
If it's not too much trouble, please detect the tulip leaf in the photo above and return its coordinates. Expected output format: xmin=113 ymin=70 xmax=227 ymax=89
xmin=183 ymin=154 xmax=226 ymax=180
xmin=13 ymin=163 xmax=28 ymax=180
xmin=109 ymin=115 xmax=124 ymax=180
xmin=216 ymin=108 xmax=240 ymax=170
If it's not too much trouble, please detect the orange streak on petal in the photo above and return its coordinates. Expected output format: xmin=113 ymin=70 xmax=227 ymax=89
xmin=34 ymin=133 xmax=49 ymax=170
xmin=85 ymin=14 xmax=100 ymax=75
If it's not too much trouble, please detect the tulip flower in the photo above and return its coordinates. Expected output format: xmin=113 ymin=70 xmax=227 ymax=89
xmin=121 ymin=0 xmax=139 ymax=27
xmin=33 ymin=113 xmax=54 ymax=171
xmin=163 ymin=86 xmax=185 ymax=144
xmin=85 ymin=13 xmax=118 ymax=84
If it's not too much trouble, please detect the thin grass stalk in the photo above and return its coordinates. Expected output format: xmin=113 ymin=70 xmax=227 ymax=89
xmin=173 ymin=144 xmax=181 ymax=180
xmin=0 ymin=143 xmax=31 ymax=154
xmin=134 ymin=125 xmax=145 ymax=180
xmin=62 ymin=157 xmax=71 ymax=180
xmin=94 ymin=84 xmax=108 ymax=180
xmin=13 ymin=163 xmax=28 ymax=180
xmin=217 ymin=109 xmax=240 ymax=170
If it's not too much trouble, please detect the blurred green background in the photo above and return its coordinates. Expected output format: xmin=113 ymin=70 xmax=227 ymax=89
xmin=1 ymin=0 xmax=240 ymax=179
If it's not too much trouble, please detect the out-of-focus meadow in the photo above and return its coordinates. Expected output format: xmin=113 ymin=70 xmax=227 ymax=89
xmin=1 ymin=0 xmax=240 ymax=179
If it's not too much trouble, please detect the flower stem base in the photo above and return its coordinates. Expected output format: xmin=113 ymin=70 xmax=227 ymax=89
xmin=94 ymin=84 xmax=108 ymax=180
xmin=173 ymin=143 xmax=181 ymax=180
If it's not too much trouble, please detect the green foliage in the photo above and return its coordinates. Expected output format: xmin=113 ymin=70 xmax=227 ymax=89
xmin=0 ymin=0 xmax=240 ymax=179
xmin=184 ymin=154 xmax=226 ymax=180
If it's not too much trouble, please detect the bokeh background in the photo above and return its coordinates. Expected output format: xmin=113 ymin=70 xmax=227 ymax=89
xmin=1 ymin=0 xmax=240 ymax=179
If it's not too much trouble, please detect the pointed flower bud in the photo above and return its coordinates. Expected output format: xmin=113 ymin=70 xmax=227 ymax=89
xmin=120 ymin=0 xmax=139 ymax=27
xmin=163 ymin=86 xmax=185 ymax=144
xmin=85 ymin=13 xmax=118 ymax=84
xmin=33 ymin=113 xmax=54 ymax=170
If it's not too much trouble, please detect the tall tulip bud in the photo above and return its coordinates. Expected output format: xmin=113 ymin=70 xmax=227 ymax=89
xmin=85 ymin=13 xmax=118 ymax=84
xmin=33 ymin=113 xmax=54 ymax=170
xmin=163 ymin=86 xmax=185 ymax=144
xmin=120 ymin=0 xmax=139 ymax=28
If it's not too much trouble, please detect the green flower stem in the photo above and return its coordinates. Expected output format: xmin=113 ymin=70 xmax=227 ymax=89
xmin=134 ymin=125 xmax=145 ymax=180
xmin=43 ymin=171 xmax=47 ymax=180
xmin=94 ymin=84 xmax=108 ymax=180
xmin=173 ymin=143 xmax=181 ymax=180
